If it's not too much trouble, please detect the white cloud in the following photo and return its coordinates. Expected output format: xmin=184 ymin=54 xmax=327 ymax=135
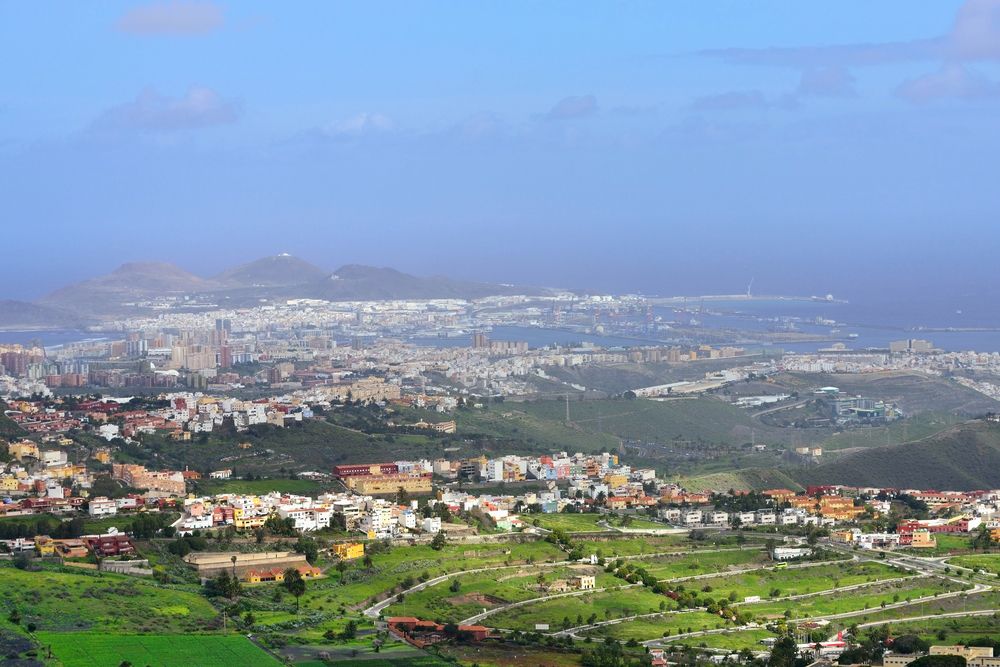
xmin=116 ymin=1 xmax=224 ymax=35
xmin=544 ymin=95 xmax=598 ymax=120
xmin=92 ymin=87 xmax=240 ymax=132
xmin=797 ymin=66 xmax=857 ymax=97
xmin=896 ymin=64 xmax=1000 ymax=103
xmin=324 ymin=112 xmax=394 ymax=138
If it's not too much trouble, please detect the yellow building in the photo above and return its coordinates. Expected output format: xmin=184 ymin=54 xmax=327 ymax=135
xmin=34 ymin=536 xmax=56 ymax=556
xmin=233 ymin=508 xmax=267 ymax=530
xmin=344 ymin=473 xmax=432 ymax=495
xmin=831 ymin=529 xmax=855 ymax=543
xmin=331 ymin=542 xmax=365 ymax=560
xmin=7 ymin=441 xmax=39 ymax=460
xmin=603 ymin=474 xmax=628 ymax=488
xmin=0 ymin=477 xmax=19 ymax=491
xmin=908 ymin=530 xmax=937 ymax=549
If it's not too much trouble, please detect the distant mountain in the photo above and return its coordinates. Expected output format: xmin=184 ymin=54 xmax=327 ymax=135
xmin=308 ymin=264 xmax=539 ymax=301
xmin=0 ymin=300 xmax=91 ymax=330
xmin=215 ymin=254 xmax=328 ymax=288
xmin=792 ymin=420 xmax=1000 ymax=490
xmin=39 ymin=262 xmax=217 ymax=315
xmin=13 ymin=258 xmax=542 ymax=323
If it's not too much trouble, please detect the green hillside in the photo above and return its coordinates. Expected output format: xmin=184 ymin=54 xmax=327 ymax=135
xmin=514 ymin=397 xmax=760 ymax=445
xmin=792 ymin=420 xmax=1000 ymax=490
xmin=680 ymin=468 xmax=805 ymax=493
xmin=0 ymin=401 xmax=24 ymax=440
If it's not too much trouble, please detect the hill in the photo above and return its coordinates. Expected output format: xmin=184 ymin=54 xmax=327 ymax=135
xmin=0 ymin=300 xmax=89 ymax=330
xmin=40 ymin=262 xmax=216 ymax=315
xmin=307 ymin=264 xmax=539 ymax=301
xmin=791 ymin=420 xmax=1000 ymax=490
xmin=680 ymin=468 xmax=805 ymax=493
xmin=0 ymin=401 xmax=25 ymax=440
xmin=214 ymin=253 xmax=327 ymax=287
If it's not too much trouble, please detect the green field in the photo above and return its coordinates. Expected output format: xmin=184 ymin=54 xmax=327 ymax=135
xmin=584 ymin=609 xmax=732 ymax=641
xmin=453 ymin=406 xmax=619 ymax=453
xmin=681 ymin=468 xmax=805 ymax=493
xmin=859 ymin=614 xmax=1000 ymax=646
xmin=741 ymin=577 xmax=966 ymax=620
xmin=898 ymin=533 xmax=975 ymax=556
xmin=670 ymin=628 xmax=777 ymax=650
xmin=38 ymin=632 xmax=281 ymax=667
xmin=299 ymin=540 xmax=566 ymax=611
xmin=0 ymin=564 xmax=219 ymax=633
xmin=680 ymin=561 xmax=907 ymax=601
xmin=384 ymin=565 xmax=616 ymax=623
xmin=950 ymin=553 xmax=1000 ymax=574
xmin=489 ymin=586 xmax=676 ymax=631
xmin=640 ymin=549 xmax=767 ymax=580
xmin=575 ymin=535 xmax=691 ymax=558
xmin=530 ymin=513 xmax=609 ymax=533
xmin=514 ymin=397 xmax=761 ymax=446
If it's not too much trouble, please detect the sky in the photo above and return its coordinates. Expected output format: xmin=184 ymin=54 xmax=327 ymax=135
xmin=2 ymin=1 xmax=1000 ymax=300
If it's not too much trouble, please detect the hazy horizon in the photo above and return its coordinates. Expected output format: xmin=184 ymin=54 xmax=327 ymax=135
xmin=4 ymin=1 xmax=1000 ymax=301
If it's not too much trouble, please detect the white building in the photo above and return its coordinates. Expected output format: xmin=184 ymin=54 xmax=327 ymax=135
xmin=88 ymin=496 xmax=118 ymax=517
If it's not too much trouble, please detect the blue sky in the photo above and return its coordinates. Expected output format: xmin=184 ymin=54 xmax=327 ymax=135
xmin=2 ymin=1 xmax=999 ymax=299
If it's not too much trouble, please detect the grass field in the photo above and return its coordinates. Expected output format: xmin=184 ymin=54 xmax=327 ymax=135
xmin=671 ymin=628 xmax=777 ymax=650
xmin=949 ymin=553 xmax=1000 ymax=574
xmin=299 ymin=540 xmax=566 ymax=611
xmin=584 ymin=609 xmax=732 ymax=641
xmin=530 ymin=513 xmax=609 ymax=533
xmin=898 ymin=533 xmax=975 ymax=556
xmin=0 ymin=564 xmax=219 ymax=633
xmin=639 ymin=549 xmax=767 ymax=580
xmin=453 ymin=407 xmax=619 ymax=453
xmin=741 ymin=577 xmax=966 ymax=620
xmin=38 ymin=633 xmax=281 ymax=667
xmin=681 ymin=468 xmax=805 ymax=493
xmin=575 ymin=535 xmax=691 ymax=558
xmin=488 ymin=586 xmax=676 ymax=631
xmin=861 ymin=614 xmax=1000 ymax=645
xmin=514 ymin=397 xmax=762 ymax=446
xmin=680 ymin=561 xmax=907 ymax=601
xmin=384 ymin=565 xmax=615 ymax=623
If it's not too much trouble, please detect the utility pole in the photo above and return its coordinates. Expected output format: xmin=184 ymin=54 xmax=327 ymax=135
xmin=565 ymin=394 xmax=570 ymax=424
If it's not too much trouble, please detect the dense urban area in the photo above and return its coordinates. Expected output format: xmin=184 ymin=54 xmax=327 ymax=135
xmin=2 ymin=266 xmax=1000 ymax=667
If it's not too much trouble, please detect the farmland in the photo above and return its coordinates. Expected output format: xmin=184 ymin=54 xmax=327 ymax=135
xmin=529 ymin=513 xmax=611 ymax=533
xmin=37 ymin=632 xmax=281 ymax=667
xmin=638 ymin=548 xmax=768 ymax=580
xmin=0 ymin=563 xmax=219 ymax=634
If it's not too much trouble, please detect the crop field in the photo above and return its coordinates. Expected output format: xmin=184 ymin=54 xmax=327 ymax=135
xmin=949 ymin=553 xmax=1000 ymax=574
xmin=442 ymin=643 xmax=584 ymax=666
xmin=0 ymin=564 xmax=218 ymax=633
xmin=488 ymin=585 xmax=675 ymax=631
xmin=639 ymin=548 xmax=767 ymax=580
xmin=38 ymin=632 xmax=281 ymax=667
xmin=299 ymin=540 xmax=566 ymax=611
xmin=384 ymin=565 xmax=614 ymax=623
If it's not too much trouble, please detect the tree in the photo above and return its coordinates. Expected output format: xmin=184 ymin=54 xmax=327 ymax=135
xmin=213 ymin=570 xmax=242 ymax=599
xmin=430 ymin=531 xmax=447 ymax=550
xmin=341 ymin=619 xmax=358 ymax=640
xmin=295 ymin=536 xmax=319 ymax=565
xmin=283 ymin=568 xmax=306 ymax=612
xmin=449 ymin=579 xmax=461 ymax=592
xmin=768 ymin=635 xmax=798 ymax=667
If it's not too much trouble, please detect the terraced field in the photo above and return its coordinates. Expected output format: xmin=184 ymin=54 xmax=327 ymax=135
xmin=639 ymin=548 xmax=769 ymax=579
xmin=383 ymin=564 xmax=617 ymax=623
xmin=739 ymin=577 xmax=968 ymax=621
xmin=949 ymin=553 xmax=1000 ymax=575
xmin=488 ymin=585 xmax=675 ymax=631
xmin=300 ymin=540 xmax=566 ymax=611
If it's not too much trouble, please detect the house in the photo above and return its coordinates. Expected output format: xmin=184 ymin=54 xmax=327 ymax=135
xmin=331 ymin=542 xmax=365 ymax=560
xmin=88 ymin=497 xmax=117 ymax=517
xmin=209 ymin=469 xmax=232 ymax=480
